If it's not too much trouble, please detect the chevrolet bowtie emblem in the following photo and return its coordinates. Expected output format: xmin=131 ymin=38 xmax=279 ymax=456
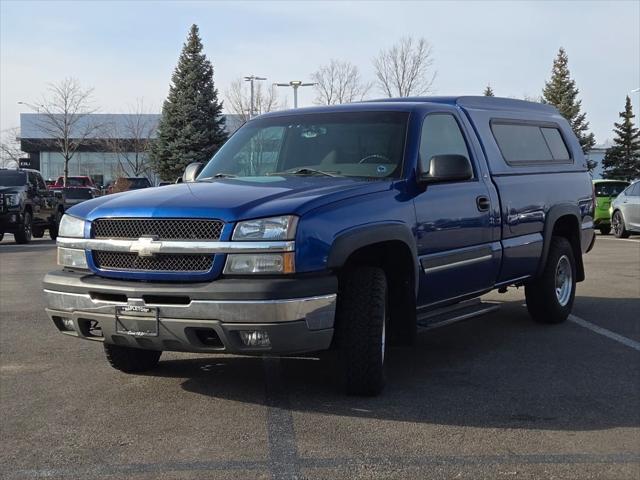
xmin=129 ymin=237 xmax=162 ymax=257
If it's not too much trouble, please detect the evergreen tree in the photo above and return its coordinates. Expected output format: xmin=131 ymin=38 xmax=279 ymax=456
xmin=483 ymin=84 xmax=494 ymax=97
xmin=542 ymin=47 xmax=595 ymax=154
xmin=151 ymin=24 xmax=227 ymax=180
xmin=602 ymin=96 xmax=640 ymax=181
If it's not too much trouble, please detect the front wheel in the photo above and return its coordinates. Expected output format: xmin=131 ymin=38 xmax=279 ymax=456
xmin=612 ymin=211 xmax=630 ymax=238
xmin=525 ymin=237 xmax=576 ymax=324
xmin=49 ymin=210 xmax=62 ymax=240
xmin=599 ymin=226 xmax=611 ymax=235
xmin=14 ymin=211 xmax=32 ymax=244
xmin=337 ymin=266 xmax=387 ymax=396
xmin=104 ymin=344 xmax=161 ymax=373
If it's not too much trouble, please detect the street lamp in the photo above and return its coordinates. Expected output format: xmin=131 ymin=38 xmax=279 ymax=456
xmin=243 ymin=75 xmax=267 ymax=119
xmin=17 ymin=101 xmax=43 ymax=113
xmin=274 ymin=80 xmax=316 ymax=108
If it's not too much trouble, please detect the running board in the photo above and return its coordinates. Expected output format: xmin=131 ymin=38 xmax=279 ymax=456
xmin=416 ymin=298 xmax=500 ymax=331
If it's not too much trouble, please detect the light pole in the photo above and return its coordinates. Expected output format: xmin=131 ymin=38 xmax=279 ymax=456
xmin=274 ymin=80 xmax=316 ymax=108
xmin=243 ymin=75 xmax=267 ymax=119
xmin=17 ymin=101 xmax=43 ymax=113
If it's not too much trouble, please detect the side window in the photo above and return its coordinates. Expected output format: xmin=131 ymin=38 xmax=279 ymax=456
xmin=491 ymin=123 xmax=571 ymax=164
xmin=630 ymin=183 xmax=640 ymax=197
xmin=35 ymin=174 xmax=47 ymax=191
xmin=26 ymin=172 xmax=37 ymax=189
xmin=419 ymin=114 xmax=471 ymax=174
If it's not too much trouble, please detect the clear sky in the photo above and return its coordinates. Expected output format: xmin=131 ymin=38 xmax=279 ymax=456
xmin=1 ymin=0 xmax=639 ymax=144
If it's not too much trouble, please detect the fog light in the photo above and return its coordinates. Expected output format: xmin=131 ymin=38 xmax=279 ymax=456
xmin=239 ymin=330 xmax=271 ymax=347
xmin=57 ymin=247 xmax=88 ymax=269
xmin=61 ymin=318 xmax=75 ymax=331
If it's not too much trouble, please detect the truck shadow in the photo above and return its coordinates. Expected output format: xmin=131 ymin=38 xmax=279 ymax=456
xmin=151 ymin=296 xmax=640 ymax=431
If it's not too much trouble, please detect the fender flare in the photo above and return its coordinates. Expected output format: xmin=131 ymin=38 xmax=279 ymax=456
xmin=536 ymin=204 xmax=584 ymax=279
xmin=327 ymin=222 xmax=419 ymax=292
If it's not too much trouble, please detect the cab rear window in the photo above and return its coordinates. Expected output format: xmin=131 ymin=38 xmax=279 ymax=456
xmin=491 ymin=122 xmax=571 ymax=164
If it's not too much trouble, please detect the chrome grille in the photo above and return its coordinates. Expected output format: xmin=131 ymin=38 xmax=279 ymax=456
xmin=93 ymin=251 xmax=213 ymax=272
xmin=92 ymin=218 xmax=223 ymax=240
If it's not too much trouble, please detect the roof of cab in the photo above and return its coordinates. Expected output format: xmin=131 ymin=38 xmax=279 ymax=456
xmin=256 ymin=95 xmax=557 ymax=120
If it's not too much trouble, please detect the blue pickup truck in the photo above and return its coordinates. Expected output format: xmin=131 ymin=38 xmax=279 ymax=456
xmin=43 ymin=96 xmax=595 ymax=395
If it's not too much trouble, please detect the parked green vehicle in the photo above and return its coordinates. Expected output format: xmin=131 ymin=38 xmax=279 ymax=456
xmin=592 ymin=179 xmax=630 ymax=234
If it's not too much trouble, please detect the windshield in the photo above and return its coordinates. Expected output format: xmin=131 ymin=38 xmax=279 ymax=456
xmin=595 ymin=182 xmax=628 ymax=197
xmin=199 ymin=111 xmax=409 ymax=180
xmin=59 ymin=177 xmax=91 ymax=187
xmin=63 ymin=188 xmax=93 ymax=199
xmin=0 ymin=171 xmax=26 ymax=187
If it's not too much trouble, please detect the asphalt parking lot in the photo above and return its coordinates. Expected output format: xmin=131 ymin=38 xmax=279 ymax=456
xmin=1 ymin=233 xmax=638 ymax=479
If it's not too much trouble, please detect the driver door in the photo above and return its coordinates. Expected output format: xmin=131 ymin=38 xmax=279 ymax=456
xmin=414 ymin=111 xmax=501 ymax=307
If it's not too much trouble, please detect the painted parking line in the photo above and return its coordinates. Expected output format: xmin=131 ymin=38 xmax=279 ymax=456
xmin=0 ymin=243 xmax=55 ymax=249
xmin=569 ymin=314 xmax=640 ymax=352
xmin=595 ymin=236 xmax=640 ymax=243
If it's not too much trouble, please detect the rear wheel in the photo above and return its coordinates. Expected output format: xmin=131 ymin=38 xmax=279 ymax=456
xmin=525 ymin=237 xmax=576 ymax=324
xmin=337 ymin=266 xmax=387 ymax=396
xmin=612 ymin=211 xmax=630 ymax=238
xmin=104 ymin=344 xmax=161 ymax=373
xmin=32 ymin=228 xmax=44 ymax=238
xmin=599 ymin=226 xmax=611 ymax=235
xmin=14 ymin=211 xmax=32 ymax=244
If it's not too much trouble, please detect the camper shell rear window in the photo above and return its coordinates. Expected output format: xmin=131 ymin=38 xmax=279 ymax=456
xmin=490 ymin=121 xmax=572 ymax=165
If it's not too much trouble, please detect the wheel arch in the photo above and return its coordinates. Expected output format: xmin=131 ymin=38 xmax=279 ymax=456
xmin=537 ymin=205 xmax=585 ymax=282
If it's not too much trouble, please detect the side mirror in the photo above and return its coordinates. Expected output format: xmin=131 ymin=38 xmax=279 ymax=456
xmin=419 ymin=154 xmax=473 ymax=184
xmin=183 ymin=162 xmax=204 ymax=183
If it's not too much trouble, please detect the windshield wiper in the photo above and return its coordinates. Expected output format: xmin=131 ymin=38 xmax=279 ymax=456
xmin=200 ymin=173 xmax=237 ymax=180
xmin=269 ymin=168 xmax=339 ymax=177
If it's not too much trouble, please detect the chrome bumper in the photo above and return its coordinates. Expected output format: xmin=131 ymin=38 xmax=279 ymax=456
xmin=44 ymin=289 xmax=336 ymax=327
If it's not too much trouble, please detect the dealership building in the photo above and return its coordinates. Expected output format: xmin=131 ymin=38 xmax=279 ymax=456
xmin=19 ymin=113 xmax=243 ymax=186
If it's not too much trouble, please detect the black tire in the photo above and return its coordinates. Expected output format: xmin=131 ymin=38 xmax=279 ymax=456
xmin=103 ymin=343 xmax=161 ymax=373
xmin=32 ymin=228 xmax=44 ymax=238
xmin=337 ymin=266 xmax=387 ymax=396
xmin=599 ymin=226 xmax=611 ymax=235
xmin=14 ymin=211 xmax=32 ymax=244
xmin=525 ymin=237 xmax=576 ymax=324
xmin=49 ymin=210 xmax=62 ymax=240
xmin=0 ymin=233 xmax=4 ymax=242
xmin=612 ymin=210 xmax=630 ymax=238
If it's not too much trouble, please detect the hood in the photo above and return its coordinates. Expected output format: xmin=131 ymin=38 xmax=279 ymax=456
xmin=0 ymin=186 xmax=26 ymax=195
xmin=68 ymin=176 xmax=392 ymax=222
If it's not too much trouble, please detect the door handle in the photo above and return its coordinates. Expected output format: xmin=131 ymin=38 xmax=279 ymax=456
xmin=476 ymin=195 xmax=490 ymax=212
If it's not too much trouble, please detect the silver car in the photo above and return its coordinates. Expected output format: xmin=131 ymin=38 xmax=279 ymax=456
xmin=610 ymin=180 xmax=640 ymax=238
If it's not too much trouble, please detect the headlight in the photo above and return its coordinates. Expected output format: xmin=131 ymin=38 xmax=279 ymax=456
xmin=6 ymin=193 xmax=21 ymax=207
xmin=57 ymin=247 xmax=88 ymax=269
xmin=232 ymin=215 xmax=298 ymax=241
xmin=224 ymin=253 xmax=295 ymax=275
xmin=58 ymin=214 xmax=86 ymax=238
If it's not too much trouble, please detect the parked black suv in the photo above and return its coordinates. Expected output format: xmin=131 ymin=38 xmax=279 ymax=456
xmin=0 ymin=168 xmax=63 ymax=244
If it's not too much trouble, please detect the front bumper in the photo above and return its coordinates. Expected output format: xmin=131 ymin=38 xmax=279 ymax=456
xmin=43 ymin=270 xmax=337 ymax=355
xmin=0 ymin=211 xmax=23 ymax=233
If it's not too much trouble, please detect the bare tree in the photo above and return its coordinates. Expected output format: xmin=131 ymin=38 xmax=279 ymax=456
xmin=311 ymin=59 xmax=371 ymax=105
xmin=0 ymin=127 xmax=23 ymax=168
xmin=225 ymin=78 xmax=279 ymax=122
xmin=373 ymin=37 xmax=437 ymax=97
xmin=33 ymin=78 xmax=100 ymax=185
xmin=101 ymin=99 xmax=157 ymax=180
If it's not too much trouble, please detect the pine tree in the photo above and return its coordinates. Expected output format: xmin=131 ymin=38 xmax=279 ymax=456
xmin=151 ymin=25 xmax=227 ymax=180
xmin=483 ymin=84 xmax=494 ymax=97
xmin=602 ymin=96 xmax=640 ymax=181
xmin=542 ymin=47 xmax=595 ymax=154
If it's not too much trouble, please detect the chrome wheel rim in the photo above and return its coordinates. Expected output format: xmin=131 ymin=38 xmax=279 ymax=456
xmin=612 ymin=213 xmax=622 ymax=235
xmin=25 ymin=215 xmax=32 ymax=239
xmin=555 ymin=255 xmax=572 ymax=306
